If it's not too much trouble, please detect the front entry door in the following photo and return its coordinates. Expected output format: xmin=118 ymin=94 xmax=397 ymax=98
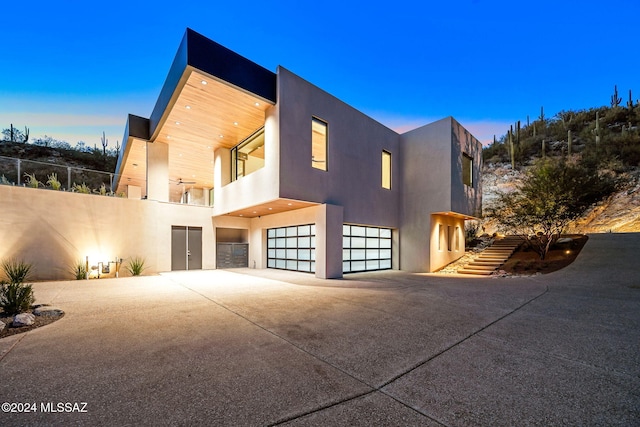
xmin=171 ymin=226 xmax=202 ymax=270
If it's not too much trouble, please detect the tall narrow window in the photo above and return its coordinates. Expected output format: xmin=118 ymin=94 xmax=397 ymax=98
xmin=462 ymin=153 xmax=473 ymax=187
xmin=382 ymin=150 xmax=391 ymax=189
xmin=312 ymin=118 xmax=327 ymax=170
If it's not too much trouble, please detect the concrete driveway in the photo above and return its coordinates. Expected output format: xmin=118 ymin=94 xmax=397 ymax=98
xmin=1 ymin=234 xmax=639 ymax=426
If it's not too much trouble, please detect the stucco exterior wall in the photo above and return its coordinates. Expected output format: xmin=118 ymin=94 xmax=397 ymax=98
xmin=276 ymin=67 xmax=400 ymax=228
xmin=399 ymin=117 xmax=453 ymax=272
xmin=450 ymin=118 xmax=483 ymax=217
xmin=0 ymin=185 xmax=215 ymax=280
xmin=430 ymin=213 xmax=466 ymax=272
xmin=213 ymin=104 xmax=280 ymax=215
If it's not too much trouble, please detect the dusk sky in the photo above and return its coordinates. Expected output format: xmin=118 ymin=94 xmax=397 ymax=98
xmin=1 ymin=0 xmax=638 ymax=148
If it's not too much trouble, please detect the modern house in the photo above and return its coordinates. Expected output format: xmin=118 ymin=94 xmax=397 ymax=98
xmin=0 ymin=28 xmax=482 ymax=280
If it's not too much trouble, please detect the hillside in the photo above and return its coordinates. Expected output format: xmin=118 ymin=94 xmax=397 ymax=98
xmin=483 ymin=88 xmax=640 ymax=168
xmin=482 ymin=163 xmax=640 ymax=233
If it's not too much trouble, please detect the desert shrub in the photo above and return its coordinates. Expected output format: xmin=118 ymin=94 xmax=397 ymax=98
xmin=2 ymin=259 xmax=32 ymax=284
xmin=23 ymin=172 xmax=42 ymax=188
xmin=71 ymin=182 xmax=91 ymax=194
xmin=71 ymin=261 xmax=87 ymax=280
xmin=464 ymin=221 xmax=481 ymax=246
xmin=0 ymin=281 xmax=35 ymax=314
xmin=126 ymin=257 xmax=146 ymax=276
xmin=0 ymin=259 xmax=35 ymax=315
xmin=46 ymin=173 xmax=62 ymax=190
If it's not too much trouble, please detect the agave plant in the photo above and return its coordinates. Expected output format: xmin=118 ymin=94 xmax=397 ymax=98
xmin=126 ymin=257 xmax=146 ymax=276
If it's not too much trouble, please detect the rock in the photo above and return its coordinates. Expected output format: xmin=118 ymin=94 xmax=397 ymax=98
xmin=33 ymin=305 xmax=64 ymax=317
xmin=556 ymin=237 xmax=574 ymax=244
xmin=13 ymin=313 xmax=35 ymax=327
xmin=0 ymin=321 xmax=5 ymax=332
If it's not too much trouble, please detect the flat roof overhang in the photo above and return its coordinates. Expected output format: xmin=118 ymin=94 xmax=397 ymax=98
xmin=115 ymin=28 xmax=277 ymax=198
xmin=218 ymin=199 xmax=319 ymax=219
xmin=432 ymin=211 xmax=482 ymax=221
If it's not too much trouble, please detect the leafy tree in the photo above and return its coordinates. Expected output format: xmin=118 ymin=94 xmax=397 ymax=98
xmin=486 ymin=158 xmax=617 ymax=259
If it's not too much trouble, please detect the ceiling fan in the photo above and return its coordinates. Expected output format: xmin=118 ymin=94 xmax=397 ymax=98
xmin=170 ymin=178 xmax=196 ymax=185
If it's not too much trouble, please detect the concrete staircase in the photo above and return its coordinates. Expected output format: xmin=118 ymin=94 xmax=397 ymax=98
xmin=458 ymin=236 xmax=522 ymax=276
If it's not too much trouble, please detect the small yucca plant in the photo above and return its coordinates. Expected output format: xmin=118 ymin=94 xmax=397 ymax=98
xmin=2 ymin=259 xmax=32 ymax=284
xmin=126 ymin=257 xmax=146 ymax=276
xmin=0 ymin=281 xmax=35 ymax=315
xmin=71 ymin=261 xmax=87 ymax=280
xmin=0 ymin=259 xmax=35 ymax=315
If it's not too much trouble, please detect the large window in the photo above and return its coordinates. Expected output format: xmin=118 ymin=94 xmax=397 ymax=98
xmin=312 ymin=118 xmax=327 ymax=170
xmin=462 ymin=153 xmax=473 ymax=187
xmin=267 ymin=225 xmax=316 ymax=273
xmin=343 ymin=225 xmax=392 ymax=273
xmin=231 ymin=127 xmax=265 ymax=181
xmin=382 ymin=150 xmax=391 ymax=189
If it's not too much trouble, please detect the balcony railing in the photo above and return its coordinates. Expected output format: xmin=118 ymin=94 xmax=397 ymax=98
xmin=0 ymin=155 xmax=121 ymax=195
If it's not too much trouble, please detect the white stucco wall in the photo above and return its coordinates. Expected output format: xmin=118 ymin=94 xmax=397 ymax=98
xmin=0 ymin=185 xmax=215 ymax=280
xmin=399 ymin=117 xmax=481 ymax=272
xmin=213 ymin=104 xmax=280 ymax=215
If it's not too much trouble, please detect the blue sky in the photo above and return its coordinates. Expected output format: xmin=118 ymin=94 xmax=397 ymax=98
xmin=1 ymin=0 xmax=638 ymax=148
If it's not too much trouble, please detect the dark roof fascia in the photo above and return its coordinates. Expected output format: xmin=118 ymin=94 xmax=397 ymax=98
xmin=114 ymin=114 xmax=150 ymax=187
xmin=149 ymin=28 xmax=277 ymax=138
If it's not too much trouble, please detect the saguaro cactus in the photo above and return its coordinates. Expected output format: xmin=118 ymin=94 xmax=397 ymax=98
xmin=23 ymin=126 xmax=29 ymax=144
xmin=611 ymin=85 xmax=622 ymax=108
xmin=567 ymin=129 xmax=572 ymax=155
xmin=509 ymin=126 xmax=515 ymax=169
xmin=628 ymin=89 xmax=634 ymax=110
xmin=592 ymin=111 xmax=601 ymax=163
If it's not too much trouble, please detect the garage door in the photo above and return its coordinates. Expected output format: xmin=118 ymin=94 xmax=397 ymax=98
xmin=267 ymin=224 xmax=316 ymax=273
xmin=343 ymin=225 xmax=392 ymax=273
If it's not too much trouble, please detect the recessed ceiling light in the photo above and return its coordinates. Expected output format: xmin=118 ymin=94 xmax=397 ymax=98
xmin=167 ymin=135 xmax=171 ymax=139
xmin=201 ymin=80 xmax=207 ymax=85
xmin=179 ymin=153 xmax=183 ymax=157
xmin=185 ymin=105 xmax=191 ymax=109
xmin=239 ymin=214 xmax=243 ymax=217
xmin=192 ymin=174 xmax=196 ymax=178
xmin=268 ymin=207 xmax=272 ymax=210
xmin=255 ymin=102 xmax=260 ymax=107
xmin=287 ymin=203 xmax=292 ymax=206
xmin=233 ymin=122 xmax=238 ymax=126
xmin=253 ymin=211 xmax=257 ymax=214
xmin=207 ymin=145 xmax=211 ymax=149
xmin=175 ymin=121 xmax=180 ymax=125
xmin=219 ymin=135 xmax=223 ymax=138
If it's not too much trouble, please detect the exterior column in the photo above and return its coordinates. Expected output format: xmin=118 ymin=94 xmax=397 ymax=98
xmin=147 ymin=141 xmax=169 ymax=202
xmin=315 ymin=204 xmax=343 ymax=279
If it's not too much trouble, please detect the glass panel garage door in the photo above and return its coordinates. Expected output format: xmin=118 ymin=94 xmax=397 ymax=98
xmin=267 ymin=224 xmax=316 ymax=273
xmin=343 ymin=225 xmax=392 ymax=273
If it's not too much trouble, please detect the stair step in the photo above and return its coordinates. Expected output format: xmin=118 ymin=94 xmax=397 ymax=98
xmin=463 ymin=265 xmax=497 ymax=271
xmin=458 ymin=269 xmax=494 ymax=276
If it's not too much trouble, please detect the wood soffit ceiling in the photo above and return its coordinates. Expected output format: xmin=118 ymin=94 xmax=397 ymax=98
xmin=222 ymin=199 xmax=318 ymax=218
xmin=118 ymin=68 xmax=273 ymax=197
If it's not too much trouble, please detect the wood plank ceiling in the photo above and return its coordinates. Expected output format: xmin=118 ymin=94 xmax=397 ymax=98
xmin=118 ymin=68 xmax=273 ymax=200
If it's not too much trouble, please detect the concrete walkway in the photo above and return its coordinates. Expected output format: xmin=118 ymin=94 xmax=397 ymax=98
xmin=0 ymin=234 xmax=638 ymax=426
